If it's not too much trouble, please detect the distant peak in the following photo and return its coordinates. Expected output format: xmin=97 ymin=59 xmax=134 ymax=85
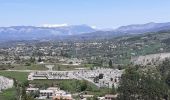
xmin=91 ymin=26 xmax=97 ymax=29
xmin=144 ymin=22 xmax=156 ymax=25
xmin=42 ymin=24 xmax=68 ymax=28
xmin=147 ymin=22 xmax=155 ymax=24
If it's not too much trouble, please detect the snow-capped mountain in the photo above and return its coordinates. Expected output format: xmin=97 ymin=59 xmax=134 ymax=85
xmin=0 ymin=25 xmax=96 ymax=41
xmin=1 ymin=22 xmax=170 ymax=41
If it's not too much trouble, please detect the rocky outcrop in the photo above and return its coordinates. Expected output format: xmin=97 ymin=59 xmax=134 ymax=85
xmin=131 ymin=53 xmax=170 ymax=65
xmin=0 ymin=76 xmax=13 ymax=92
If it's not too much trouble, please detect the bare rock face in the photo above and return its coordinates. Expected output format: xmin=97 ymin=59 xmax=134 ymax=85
xmin=131 ymin=53 xmax=170 ymax=65
xmin=0 ymin=76 xmax=14 ymax=92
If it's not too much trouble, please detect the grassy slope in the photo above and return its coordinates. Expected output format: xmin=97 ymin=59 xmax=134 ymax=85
xmin=0 ymin=71 xmax=28 ymax=83
xmin=0 ymin=88 xmax=16 ymax=100
xmin=0 ymin=71 xmax=28 ymax=100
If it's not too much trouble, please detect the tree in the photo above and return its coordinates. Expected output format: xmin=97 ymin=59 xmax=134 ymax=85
xmin=57 ymin=66 xmax=61 ymax=71
xmin=92 ymin=95 xmax=98 ymax=100
xmin=25 ymin=62 xmax=31 ymax=66
xmin=23 ymin=80 xmax=29 ymax=87
xmin=21 ymin=86 xmax=27 ymax=100
xmin=76 ymin=80 xmax=81 ymax=92
xmin=158 ymin=58 xmax=170 ymax=78
xmin=118 ymin=67 xmax=140 ymax=100
xmin=30 ymin=57 xmax=36 ymax=63
xmin=111 ymin=84 xmax=116 ymax=94
xmin=80 ymin=80 xmax=87 ymax=91
xmin=117 ymin=65 xmax=123 ymax=70
xmin=93 ymin=76 xmax=99 ymax=83
xmin=69 ymin=61 xmax=73 ymax=64
xmin=109 ymin=59 xmax=113 ymax=68
xmin=118 ymin=67 xmax=168 ymax=100
xmin=165 ymin=72 xmax=170 ymax=87
xmin=47 ymin=93 xmax=50 ymax=99
xmin=14 ymin=56 xmax=21 ymax=61
xmin=38 ymin=57 xmax=42 ymax=62
xmin=99 ymin=73 xmax=104 ymax=79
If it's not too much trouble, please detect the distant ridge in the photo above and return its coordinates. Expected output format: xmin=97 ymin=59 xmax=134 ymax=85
xmin=1 ymin=22 xmax=170 ymax=41
xmin=0 ymin=24 xmax=96 ymax=41
xmin=115 ymin=22 xmax=170 ymax=34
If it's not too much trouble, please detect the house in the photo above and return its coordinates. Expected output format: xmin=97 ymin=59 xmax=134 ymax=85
xmin=52 ymin=94 xmax=72 ymax=100
xmin=51 ymin=87 xmax=72 ymax=100
xmin=38 ymin=87 xmax=72 ymax=100
xmin=39 ymin=90 xmax=54 ymax=97
xmin=105 ymin=94 xmax=117 ymax=100
xmin=26 ymin=88 xmax=39 ymax=93
xmin=98 ymin=97 xmax=105 ymax=100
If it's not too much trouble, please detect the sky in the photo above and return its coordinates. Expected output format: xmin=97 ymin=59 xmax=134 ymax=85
xmin=0 ymin=0 xmax=170 ymax=29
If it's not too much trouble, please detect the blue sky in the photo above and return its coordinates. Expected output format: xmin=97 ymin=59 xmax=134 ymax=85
xmin=0 ymin=0 xmax=170 ymax=28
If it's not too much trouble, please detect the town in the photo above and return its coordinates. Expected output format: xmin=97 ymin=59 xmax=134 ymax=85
xmin=1 ymin=30 xmax=170 ymax=99
xmin=0 ymin=39 xmax=127 ymax=100
xmin=1 ymin=0 xmax=170 ymax=99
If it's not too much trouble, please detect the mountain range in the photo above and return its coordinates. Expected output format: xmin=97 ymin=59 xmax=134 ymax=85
xmin=0 ymin=25 xmax=96 ymax=41
xmin=115 ymin=22 xmax=170 ymax=33
xmin=1 ymin=22 xmax=170 ymax=41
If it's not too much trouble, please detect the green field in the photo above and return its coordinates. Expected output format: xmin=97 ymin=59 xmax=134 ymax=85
xmin=10 ymin=64 xmax=48 ymax=70
xmin=0 ymin=88 xmax=16 ymax=100
xmin=52 ymin=64 xmax=88 ymax=71
xmin=30 ymin=79 xmax=110 ymax=96
xmin=30 ymin=79 xmax=90 ymax=93
xmin=0 ymin=71 xmax=28 ymax=83
xmin=0 ymin=71 xmax=29 ymax=100
xmin=9 ymin=63 xmax=87 ymax=71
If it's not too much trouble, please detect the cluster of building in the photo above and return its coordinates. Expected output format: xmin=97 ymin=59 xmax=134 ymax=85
xmin=28 ymin=71 xmax=76 ymax=80
xmin=0 ymin=40 xmax=123 ymax=66
xmin=26 ymin=87 xmax=72 ymax=100
xmin=28 ymin=68 xmax=123 ymax=88
xmin=74 ymin=68 xmax=123 ymax=88
xmin=0 ymin=41 xmax=84 ymax=65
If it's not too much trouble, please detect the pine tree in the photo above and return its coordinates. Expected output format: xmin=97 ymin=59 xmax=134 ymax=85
xmin=109 ymin=59 xmax=113 ymax=68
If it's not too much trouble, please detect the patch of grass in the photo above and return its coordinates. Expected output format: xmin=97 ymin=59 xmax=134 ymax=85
xmin=0 ymin=71 xmax=28 ymax=100
xmin=52 ymin=64 xmax=86 ymax=71
xmin=10 ymin=63 xmax=85 ymax=71
xmin=29 ymin=79 xmax=110 ymax=96
xmin=87 ymin=88 xmax=112 ymax=96
xmin=142 ymin=43 xmax=162 ymax=55
xmin=29 ymin=80 xmax=78 ymax=93
xmin=11 ymin=64 xmax=48 ymax=70
xmin=0 ymin=71 xmax=28 ymax=83
xmin=0 ymin=87 xmax=16 ymax=100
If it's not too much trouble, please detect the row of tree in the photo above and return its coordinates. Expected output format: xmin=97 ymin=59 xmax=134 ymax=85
xmin=117 ymin=59 xmax=170 ymax=100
